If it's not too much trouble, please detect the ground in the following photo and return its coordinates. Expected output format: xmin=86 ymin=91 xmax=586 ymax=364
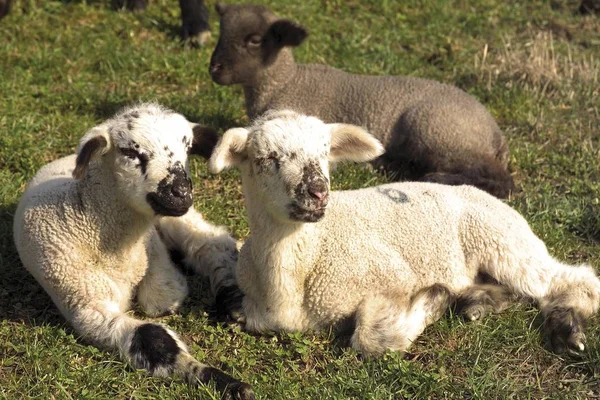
xmin=0 ymin=0 xmax=599 ymax=398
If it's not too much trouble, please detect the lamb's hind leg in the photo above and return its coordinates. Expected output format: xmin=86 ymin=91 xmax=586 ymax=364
xmin=351 ymin=284 xmax=455 ymax=356
xmin=455 ymin=284 xmax=517 ymax=322
xmin=480 ymin=238 xmax=600 ymax=353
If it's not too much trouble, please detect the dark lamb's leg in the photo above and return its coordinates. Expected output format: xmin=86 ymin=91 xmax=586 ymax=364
xmin=111 ymin=0 xmax=147 ymax=12
xmin=179 ymin=0 xmax=211 ymax=46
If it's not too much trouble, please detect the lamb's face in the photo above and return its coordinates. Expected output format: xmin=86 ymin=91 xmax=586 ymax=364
xmin=209 ymin=4 xmax=307 ymax=86
xmin=209 ymin=111 xmax=385 ymax=224
xmin=74 ymin=104 xmax=219 ymax=218
xmin=109 ymin=108 xmax=195 ymax=217
xmin=246 ymin=116 xmax=331 ymax=223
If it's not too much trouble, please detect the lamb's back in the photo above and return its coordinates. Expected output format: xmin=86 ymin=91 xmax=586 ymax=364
xmin=309 ymin=182 xmax=503 ymax=306
xmin=275 ymin=64 xmax=498 ymax=151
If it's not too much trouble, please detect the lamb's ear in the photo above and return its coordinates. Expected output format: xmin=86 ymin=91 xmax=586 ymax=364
xmin=73 ymin=126 xmax=111 ymax=180
xmin=264 ymin=19 xmax=308 ymax=49
xmin=328 ymin=124 xmax=385 ymax=163
xmin=189 ymin=123 xmax=220 ymax=160
xmin=208 ymin=127 xmax=249 ymax=173
xmin=215 ymin=2 xmax=229 ymax=16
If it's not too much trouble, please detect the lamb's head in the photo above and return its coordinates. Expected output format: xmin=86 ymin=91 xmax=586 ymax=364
xmin=209 ymin=3 xmax=307 ymax=85
xmin=72 ymin=103 xmax=219 ymax=217
xmin=209 ymin=110 xmax=384 ymax=223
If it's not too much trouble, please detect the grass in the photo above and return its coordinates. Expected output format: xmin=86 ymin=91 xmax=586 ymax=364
xmin=1 ymin=0 xmax=599 ymax=398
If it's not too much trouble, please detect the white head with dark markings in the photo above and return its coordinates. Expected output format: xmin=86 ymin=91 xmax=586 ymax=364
xmin=73 ymin=103 xmax=219 ymax=217
xmin=209 ymin=110 xmax=384 ymax=223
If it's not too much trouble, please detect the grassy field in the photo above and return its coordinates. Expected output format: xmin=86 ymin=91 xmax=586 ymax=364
xmin=1 ymin=0 xmax=599 ymax=398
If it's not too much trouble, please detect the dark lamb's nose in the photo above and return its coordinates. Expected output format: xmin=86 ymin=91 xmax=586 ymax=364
xmin=210 ymin=63 xmax=222 ymax=74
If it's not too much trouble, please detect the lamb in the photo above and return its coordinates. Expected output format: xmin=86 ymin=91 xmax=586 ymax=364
xmin=0 ymin=0 xmax=211 ymax=45
xmin=13 ymin=104 xmax=254 ymax=399
xmin=208 ymin=110 xmax=600 ymax=356
xmin=208 ymin=3 xmax=514 ymax=198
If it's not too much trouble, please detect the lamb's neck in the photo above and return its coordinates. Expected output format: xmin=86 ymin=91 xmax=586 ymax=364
xmin=243 ymin=177 xmax=319 ymax=280
xmin=243 ymin=49 xmax=298 ymax=118
xmin=78 ymin=164 xmax=154 ymax=252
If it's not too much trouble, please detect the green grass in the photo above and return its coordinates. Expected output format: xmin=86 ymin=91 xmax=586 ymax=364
xmin=1 ymin=0 xmax=599 ymax=398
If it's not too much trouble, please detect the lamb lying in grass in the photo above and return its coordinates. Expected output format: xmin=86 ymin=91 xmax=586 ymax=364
xmin=209 ymin=110 xmax=600 ymax=356
xmin=209 ymin=3 xmax=514 ymax=198
xmin=13 ymin=104 xmax=254 ymax=399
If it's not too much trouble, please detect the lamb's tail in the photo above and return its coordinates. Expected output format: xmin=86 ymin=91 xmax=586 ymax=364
xmin=72 ymin=306 xmax=254 ymax=399
xmin=422 ymin=157 xmax=515 ymax=199
xmin=351 ymin=284 xmax=455 ymax=356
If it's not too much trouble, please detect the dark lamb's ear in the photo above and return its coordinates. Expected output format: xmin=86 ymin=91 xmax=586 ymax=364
xmin=190 ymin=124 xmax=220 ymax=159
xmin=264 ymin=19 xmax=308 ymax=49
xmin=73 ymin=136 xmax=108 ymax=180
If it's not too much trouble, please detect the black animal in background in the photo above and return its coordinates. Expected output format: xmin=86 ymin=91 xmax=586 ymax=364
xmin=0 ymin=0 xmax=211 ymax=45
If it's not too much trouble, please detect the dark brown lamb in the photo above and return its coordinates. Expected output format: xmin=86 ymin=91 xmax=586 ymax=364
xmin=209 ymin=3 xmax=515 ymax=198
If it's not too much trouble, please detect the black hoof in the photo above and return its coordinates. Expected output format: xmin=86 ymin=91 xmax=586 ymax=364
xmin=214 ymin=285 xmax=246 ymax=323
xmin=228 ymin=382 xmax=255 ymax=400
xmin=545 ymin=308 xmax=587 ymax=354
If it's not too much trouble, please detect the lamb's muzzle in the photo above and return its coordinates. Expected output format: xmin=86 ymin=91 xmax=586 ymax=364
xmin=146 ymin=162 xmax=193 ymax=216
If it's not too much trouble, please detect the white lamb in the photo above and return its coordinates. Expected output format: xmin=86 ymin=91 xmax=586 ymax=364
xmin=13 ymin=104 xmax=254 ymax=399
xmin=209 ymin=110 xmax=600 ymax=356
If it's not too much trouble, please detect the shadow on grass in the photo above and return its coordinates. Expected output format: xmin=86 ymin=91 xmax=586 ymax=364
xmin=146 ymin=15 xmax=182 ymax=43
xmin=0 ymin=202 xmax=65 ymax=328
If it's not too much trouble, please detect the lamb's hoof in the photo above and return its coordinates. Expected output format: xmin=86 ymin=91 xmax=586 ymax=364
xmin=182 ymin=30 xmax=212 ymax=47
xmin=225 ymin=382 xmax=255 ymax=400
xmin=214 ymin=285 xmax=246 ymax=323
xmin=459 ymin=304 xmax=486 ymax=321
xmin=545 ymin=308 xmax=587 ymax=354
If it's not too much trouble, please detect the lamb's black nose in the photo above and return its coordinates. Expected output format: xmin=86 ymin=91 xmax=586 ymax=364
xmin=171 ymin=185 xmax=189 ymax=198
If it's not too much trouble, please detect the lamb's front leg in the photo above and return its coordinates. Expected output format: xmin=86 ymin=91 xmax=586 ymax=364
xmin=138 ymin=232 xmax=189 ymax=317
xmin=156 ymin=208 xmax=244 ymax=321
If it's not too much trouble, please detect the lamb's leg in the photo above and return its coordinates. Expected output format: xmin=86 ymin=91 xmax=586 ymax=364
xmin=179 ymin=0 xmax=212 ymax=45
xmin=70 ymin=300 xmax=254 ymax=399
xmin=478 ymin=234 xmax=600 ymax=353
xmin=156 ymin=208 xmax=244 ymax=321
xmin=351 ymin=284 xmax=455 ymax=356
xmin=137 ymin=232 xmax=189 ymax=317
xmin=455 ymin=284 xmax=517 ymax=322
xmin=111 ymin=0 xmax=147 ymax=12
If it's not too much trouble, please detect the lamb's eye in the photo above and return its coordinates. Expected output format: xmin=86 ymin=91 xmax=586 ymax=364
xmin=267 ymin=154 xmax=280 ymax=169
xmin=247 ymin=35 xmax=262 ymax=47
xmin=119 ymin=148 xmax=140 ymax=160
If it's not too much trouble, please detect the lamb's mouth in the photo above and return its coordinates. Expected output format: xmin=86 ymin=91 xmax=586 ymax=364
xmin=288 ymin=203 xmax=326 ymax=223
xmin=146 ymin=193 xmax=191 ymax=217
xmin=209 ymin=69 xmax=232 ymax=85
